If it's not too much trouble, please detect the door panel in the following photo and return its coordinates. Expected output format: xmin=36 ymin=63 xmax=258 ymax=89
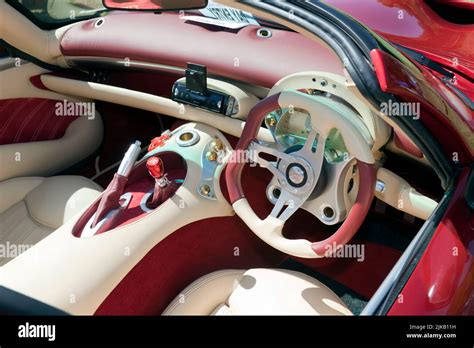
xmin=0 ymin=98 xmax=79 ymax=145
xmin=0 ymin=54 xmax=103 ymax=181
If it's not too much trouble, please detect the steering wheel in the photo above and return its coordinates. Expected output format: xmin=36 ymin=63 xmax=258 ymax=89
xmin=226 ymin=91 xmax=376 ymax=258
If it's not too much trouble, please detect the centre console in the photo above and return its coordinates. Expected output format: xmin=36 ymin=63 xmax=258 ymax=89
xmin=73 ymin=152 xmax=187 ymax=237
xmin=73 ymin=122 xmax=232 ymax=238
xmin=0 ymin=122 xmax=235 ymax=314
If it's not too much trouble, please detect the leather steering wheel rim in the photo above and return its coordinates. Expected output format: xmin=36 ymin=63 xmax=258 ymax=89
xmin=226 ymin=91 xmax=376 ymax=258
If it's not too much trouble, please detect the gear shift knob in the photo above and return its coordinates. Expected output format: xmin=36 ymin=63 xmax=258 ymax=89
xmin=146 ymin=156 xmax=164 ymax=180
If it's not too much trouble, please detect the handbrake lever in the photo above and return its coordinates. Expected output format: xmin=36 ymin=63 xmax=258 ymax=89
xmin=91 ymin=141 xmax=141 ymax=227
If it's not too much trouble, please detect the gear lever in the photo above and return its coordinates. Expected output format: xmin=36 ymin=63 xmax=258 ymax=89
xmin=146 ymin=156 xmax=179 ymax=208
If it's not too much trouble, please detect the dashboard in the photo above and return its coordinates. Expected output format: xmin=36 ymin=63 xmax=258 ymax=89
xmin=48 ymin=9 xmax=427 ymax=164
xmin=60 ymin=11 xmax=344 ymax=88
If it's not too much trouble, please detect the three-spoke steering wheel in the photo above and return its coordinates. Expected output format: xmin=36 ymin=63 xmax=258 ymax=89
xmin=226 ymin=91 xmax=376 ymax=258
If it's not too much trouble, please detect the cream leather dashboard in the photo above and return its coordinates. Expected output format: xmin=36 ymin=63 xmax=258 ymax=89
xmin=38 ymin=70 xmax=386 ymax=151
xmin=39 ymin=74 xmax=275 ymax=143
xmin=38 ymin=70 xmax=437 ymax=218
xmin=37 ymin=70 xmax=437 ymax=220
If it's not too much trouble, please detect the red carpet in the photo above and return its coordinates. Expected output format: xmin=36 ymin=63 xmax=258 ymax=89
xmin=95 ymin=161 xmax=404 ymax=314
xmin=94 ymin=214 xmax=286 ymax=315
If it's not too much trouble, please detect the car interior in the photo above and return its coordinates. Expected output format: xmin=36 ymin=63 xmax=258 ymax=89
xmin=0 ymin=1 xmax=445 ymax=316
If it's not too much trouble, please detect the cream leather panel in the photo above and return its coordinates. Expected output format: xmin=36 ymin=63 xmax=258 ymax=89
xmin=163 ymin=268 xmax=352 ymax=316
xmin=26 ymin=176 xmax=102 ymax=229
xmin=0 ymin=176 xmax=102 ymax=266
xmin=210 ymin=303 xmax=233 ymax=315
xmin=0 ymin=177 xmax=44 ymax=214
xmin=0 ymin=114 xmax=103 ymax=181
xmin=0 ymin=63 xmax=85 ymax=101
xmin=228 ymin=269 xmax=352 ymax=315
xmin=0 ymin=201 xmax=53 ymax=267
xmin=375 ymin=168 xmax=437 ymax=220
xmin=163 ymin=270 xmax=245 ymax=315
xmin=40 ymin=75 xmax=274 ymax=143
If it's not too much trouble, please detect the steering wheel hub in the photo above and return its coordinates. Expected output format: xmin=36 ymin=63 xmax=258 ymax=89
xmin=287 ymin=163 xmax=307 ymax=187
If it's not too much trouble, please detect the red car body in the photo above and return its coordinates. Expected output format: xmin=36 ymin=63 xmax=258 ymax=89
xmin=326 ymin=0 xmax=473 ymax=315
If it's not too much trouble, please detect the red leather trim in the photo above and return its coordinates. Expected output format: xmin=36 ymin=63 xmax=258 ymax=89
xmin=311 ymin=162 xmax=376 ymax=255
xmin=0 ymin=98 xmax=79 ymax=145
xmin=92 ymin=173 xmax=129 ymax=227
xmin=393 ymin=131 xmax=423 ymax=158
xmin=29 ymin=75 xmax=48 ymax=90
xmin=225 ymin=93 xmax=281 ymax=203
xmin=60 ymin=12 xmax=343 ymax=88
xmin=30 ymin=71 xmax=90 ymax=92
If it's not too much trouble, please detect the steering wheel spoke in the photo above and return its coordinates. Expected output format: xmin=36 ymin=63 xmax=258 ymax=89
xmin=270 ymin=188 xmax=305 ymax=222
xmin=302 ymin=128 xmax=318 ymax=154
xmin=248 ymin=140 xmax=295 ymax=183
xmin=248 ymin=141 xmax=295 ymax=166
xmin=294 ymin=130 xmax=326 ymax=182
xmin=302 ymin=157 xmax=355 ymax=225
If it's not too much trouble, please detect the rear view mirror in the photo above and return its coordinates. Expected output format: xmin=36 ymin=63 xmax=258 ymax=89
xmin=102 ymin=0 xmax=208 ymax=11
